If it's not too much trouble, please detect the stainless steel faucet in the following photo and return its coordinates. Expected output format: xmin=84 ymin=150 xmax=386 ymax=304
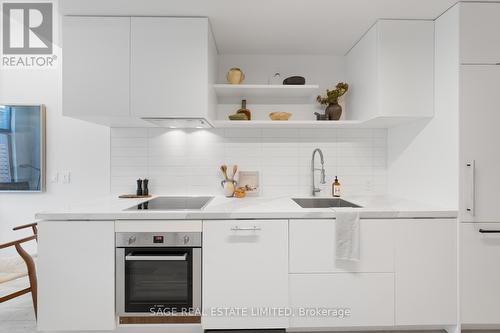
xmin=311 ymin=148 xmax=326 ymax=196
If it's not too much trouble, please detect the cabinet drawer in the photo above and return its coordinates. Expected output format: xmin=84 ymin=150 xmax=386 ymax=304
xmin=289 ymin=219 xmax=394 ymax=273
xmin=460 ymin=3 xmax=500 ymax=64
xmin=461 ymin=223 xmax=500 ymax=325
xmin=289 ymin=273 xmax=394 ymax=328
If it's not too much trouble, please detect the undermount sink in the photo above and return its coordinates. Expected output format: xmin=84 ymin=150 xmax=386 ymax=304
xmin=292 ymin=198 xmax=362 ymax=208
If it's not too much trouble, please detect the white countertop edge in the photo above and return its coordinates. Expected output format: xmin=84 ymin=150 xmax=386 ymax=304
xmin=34 ymin=195 xmax=458 ymax=221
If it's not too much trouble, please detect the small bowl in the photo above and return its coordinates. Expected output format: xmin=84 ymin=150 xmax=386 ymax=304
xmin=269 ymin=112 xmax=292 ymax=121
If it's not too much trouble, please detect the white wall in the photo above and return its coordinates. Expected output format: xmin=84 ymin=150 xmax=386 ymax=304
xmin=387 ymin=5 xmax=459 ymax=208
xmin=0 ymin=2 xmax=110 ymax=254
xmin=110 ymin=127 xmax=387 ymax=197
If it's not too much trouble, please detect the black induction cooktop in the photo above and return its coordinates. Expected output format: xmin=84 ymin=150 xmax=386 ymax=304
xmin=125 ymin=196 xmax=214 ymax=211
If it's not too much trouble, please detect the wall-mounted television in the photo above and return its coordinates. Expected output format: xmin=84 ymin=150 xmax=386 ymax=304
xmin=0 ymin=105 xmax=46 ymax=192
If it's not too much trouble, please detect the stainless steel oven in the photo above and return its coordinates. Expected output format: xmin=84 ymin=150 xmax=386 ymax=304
xmin=116 ymin=232 xmax=201 ymax=323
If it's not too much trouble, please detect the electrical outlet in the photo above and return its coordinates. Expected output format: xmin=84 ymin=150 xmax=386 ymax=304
xmin=50 ymin=172 xmax=59 ymax=183
xmin=62 ymin=171 xmax=71 ymax=184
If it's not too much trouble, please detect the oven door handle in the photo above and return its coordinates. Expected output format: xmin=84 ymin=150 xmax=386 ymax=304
xmin=125 ymin=253 xmax=188 ymax=261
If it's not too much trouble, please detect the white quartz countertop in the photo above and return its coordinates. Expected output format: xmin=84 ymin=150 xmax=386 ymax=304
xmin=35 ymin=195 xmax=457 ymax=221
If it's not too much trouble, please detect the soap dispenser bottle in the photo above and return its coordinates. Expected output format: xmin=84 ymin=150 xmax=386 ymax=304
xmin=332 ymin=176 xmax=341 ymax=197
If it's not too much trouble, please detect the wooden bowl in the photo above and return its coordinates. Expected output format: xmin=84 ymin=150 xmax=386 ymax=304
xmin=269 ymin=112 xmax=292 ymax=121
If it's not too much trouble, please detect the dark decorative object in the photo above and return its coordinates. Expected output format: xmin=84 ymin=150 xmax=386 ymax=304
xmin=316 ymin=82 xmax=349 ymax=121
xmin=325 ymin=103 xmax=343 ymax=121
xmin=283 ymin=76 xmax=306 ymax=85
xmin=314 ymin=112 xmax=328 ymax=121
xmin=136 ymin=179 xmax=143 ymax=196
xmin=236 ymin=99 xmax=251 ymax=120
xmin=143 ymin=179 xmax=149 ymax=196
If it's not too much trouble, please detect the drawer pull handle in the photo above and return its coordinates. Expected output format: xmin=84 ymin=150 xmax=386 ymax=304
xmin=479 ymin=229 xmax=500 ymax=234
xmin=230 ymin=226 xmax=261 ymax=231
xmin=466 ymin=161 xmax=475 ymax=216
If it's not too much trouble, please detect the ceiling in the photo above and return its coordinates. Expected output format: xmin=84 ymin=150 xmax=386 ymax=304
xmin=61 ymin=0 xmax=477 ymax=55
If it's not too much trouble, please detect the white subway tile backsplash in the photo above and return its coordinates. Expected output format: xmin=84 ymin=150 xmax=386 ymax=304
xmin=110 ymin=128 xmax=387 ymax=197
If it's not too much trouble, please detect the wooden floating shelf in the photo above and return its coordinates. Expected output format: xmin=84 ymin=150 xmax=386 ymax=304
xmin=214 ymin=84 xmax=320 ymax=104
xmin=212 ymin=117 xmax=427 ymax=129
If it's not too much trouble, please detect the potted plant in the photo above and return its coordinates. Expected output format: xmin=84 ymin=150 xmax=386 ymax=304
xmin=316 ymin=82 xmax=349 ymax=120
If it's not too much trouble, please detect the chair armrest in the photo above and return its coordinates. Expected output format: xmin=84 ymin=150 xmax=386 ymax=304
xmin=13 ymin=222 xmax=38 ymax=231
xmin=0 ymin=235 xmax=37 ymax=250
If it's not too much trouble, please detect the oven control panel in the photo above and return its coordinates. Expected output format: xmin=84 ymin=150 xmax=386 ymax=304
xmin=116 ymin=232 xmax=202 ymax=247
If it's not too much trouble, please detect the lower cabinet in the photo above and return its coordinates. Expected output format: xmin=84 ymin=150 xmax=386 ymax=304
xmin=461 ymin=223 xmax=500 ymax=326
xmin=37 ymin=220 xmax=116 ymax=331
xmin=289 ymin=218 xmax=458 ymax=329
xmin=289 ymin=273 xmax=395 ymax=328
xmin=202 ymin=220 xmax=289 ymax=329
xmin=394 ymin=219 xmax=458 ymax=326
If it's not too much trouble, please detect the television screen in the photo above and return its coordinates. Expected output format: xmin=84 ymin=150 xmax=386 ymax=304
xmin=0 ymin=105 xmax=46 ymax=192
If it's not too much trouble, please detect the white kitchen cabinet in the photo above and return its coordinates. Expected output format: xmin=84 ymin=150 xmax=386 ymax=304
xmin=346 ymin=20 xmax=434 ymax=121
xmin=289 ymin=219 xmax=394 ymax=273
xmin=461 ymin=223 xmax=500 ymax=326
xmin=289 ymin=273 xmax=395 ymax=328
xmin=394 ymin=219 xmax=457 ymax=326
xmin=460 ymin=3 xmax=500 ymax=64
xmin=37 ymin=221 xmax=115 ymax=331
xmin=202 ymin=220 xmax=288 ymax=330
xmin=130 ymin=17 xmax=217 ymax=120
xmin=460 ymin=66 xmax=500 ymax=222
xmin=63 ymin=16 xmax=130 ymax=118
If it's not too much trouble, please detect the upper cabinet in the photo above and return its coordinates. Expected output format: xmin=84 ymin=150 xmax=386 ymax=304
xmin=346 ymin=20 xmax=434 ymax=121
xmin=460 ymin=3 xmax=500 ymax=64
xmin=63 ymin=16 xmax=130 ymax=119
xmin=130 ymin=17 xmax=217 ymax=120
xmin=62 ymin=16 xmax=217 ymax=127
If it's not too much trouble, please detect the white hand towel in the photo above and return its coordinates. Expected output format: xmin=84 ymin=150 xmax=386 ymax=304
xmin=335 ymin=210 xmax=360 ymax=261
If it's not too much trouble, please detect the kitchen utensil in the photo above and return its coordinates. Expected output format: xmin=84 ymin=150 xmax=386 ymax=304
xmin=226 ymin=68 xmax=245 ymax=84
xmin=231 ymin=165 xmax=238 ymax=181
xmin=269 ymin=112 xmax=292 ymax=121
xmin=136 ymin=179 xmax=143 ymax=196
xmin=220 ymin=165 xmax=229 ymax=180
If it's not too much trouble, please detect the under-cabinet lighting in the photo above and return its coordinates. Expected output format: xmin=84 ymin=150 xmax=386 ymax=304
xmin=142 ymin=117 xmax=213 ymax=129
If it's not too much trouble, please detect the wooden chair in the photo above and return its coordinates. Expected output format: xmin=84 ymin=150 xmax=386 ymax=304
xmin=0 ymin=222 xmax=38 ymax=318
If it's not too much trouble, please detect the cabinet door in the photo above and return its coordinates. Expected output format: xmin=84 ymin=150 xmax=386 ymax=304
xmin=37 ymin=221 xmax=115 ymax=331
xmin=63 ymin=17 xmax=130 ymax=117
xmin=395 ymin=219 xmax=457 ymax=326
xmin=460 ymin=66 xmax=500 ymax=222
xmin=461 ymin=223 xmax=500 ymax=325
xmin=202 ymin=220 xmax=288 ymax=329
xmin=289 ymin=273 xmax=394 ymax=328
xmin=460 ymin=3 xmax=500 ymax=64
xmin=289 ymin=219 xmax=394 ymax=273
xmin=130 ymin=17 xmax=207 ymax=118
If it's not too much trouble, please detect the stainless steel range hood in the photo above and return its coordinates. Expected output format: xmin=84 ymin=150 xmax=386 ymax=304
xmin=141 ymin=117 xmax=213 ymax=129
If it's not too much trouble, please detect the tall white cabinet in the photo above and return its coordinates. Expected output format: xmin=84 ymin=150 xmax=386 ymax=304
xmin=443 ymin=2 xmax=500 ymax=328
